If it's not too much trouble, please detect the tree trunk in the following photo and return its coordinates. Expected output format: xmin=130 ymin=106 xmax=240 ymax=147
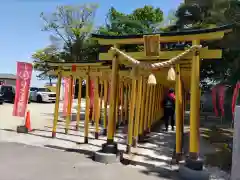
xmin=49 ymin=77 xmax=52 ymax=86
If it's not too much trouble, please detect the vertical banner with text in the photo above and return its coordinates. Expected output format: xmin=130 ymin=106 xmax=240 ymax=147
xmin=69 ymin=77 xmax=74 ymax=113
xmin=90 ymin=80 xmax=94 ymax=109
xmin=63 ymin=78 xmax=70 ymax=116
xmin=13 ymin=62 xmax=33 ymax=117
xmin=232 ymin=82 xmax=240 ymax=120
xmin=218 ymin=85 xmax=225 ymax=117
xmin=211 ymin=87 xmax=219 ymax=117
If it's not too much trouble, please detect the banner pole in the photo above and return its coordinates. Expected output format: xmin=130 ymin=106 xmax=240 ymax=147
xmin=14 ymin=62 xmax=33 ymax=133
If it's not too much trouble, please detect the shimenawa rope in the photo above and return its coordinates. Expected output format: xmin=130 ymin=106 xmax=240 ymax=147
xmin=110 ymin=45 xmax=202 ymax=84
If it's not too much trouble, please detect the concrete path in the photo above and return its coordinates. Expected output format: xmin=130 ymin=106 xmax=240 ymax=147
xmin=0 ymin=101 xmax=230 ymax=179
xmin=0 ymin=141 xmax=170 ymax=180
xmin=0 ymin=102 xmax=55 ymax=130
xmin=0 ymin=100 xmax=180 ymax=179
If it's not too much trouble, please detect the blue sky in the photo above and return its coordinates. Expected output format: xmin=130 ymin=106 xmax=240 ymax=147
xmin=0 ymin=0 xmax=182 ymax=87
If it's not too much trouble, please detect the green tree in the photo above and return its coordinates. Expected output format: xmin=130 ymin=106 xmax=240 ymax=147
xmin=98 ymin=5 xmax=164 ymax=35
xmin=33 ymin=4 xmax=99 ymax=89
xmin=98 ymin=5 xmax=165 ymax=53
xmin=173 ymin=0 xmax=240 ymax=121
xmin=176 ymin=0 xmax=239 ymax=28
xmin=158 ymin=9 xmax=178 ymax=32
xmin=174 ymin=0 xmax=240 ymax=88
xmin=32 ymin=45 xmax=61 ymax=85
xmin=40 ymin=4 xmax=99 ymax=62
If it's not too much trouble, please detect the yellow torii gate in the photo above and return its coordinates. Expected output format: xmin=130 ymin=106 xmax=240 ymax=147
xmin=35 ymin=25 xmax=232 ymax=172
xmin=91 ymin=24 xmax=232 ymax=168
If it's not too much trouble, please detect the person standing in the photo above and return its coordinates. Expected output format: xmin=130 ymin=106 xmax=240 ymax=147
xmin=163 ymin=88 xmax=176 ymax=131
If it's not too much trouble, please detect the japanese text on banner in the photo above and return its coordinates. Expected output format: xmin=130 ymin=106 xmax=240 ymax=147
xmin=12 ymin=62 xmax=33 ymax=117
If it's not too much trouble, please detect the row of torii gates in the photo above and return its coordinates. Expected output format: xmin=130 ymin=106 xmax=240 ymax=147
xmin=38 ymin=25 xmax=232 ymax=167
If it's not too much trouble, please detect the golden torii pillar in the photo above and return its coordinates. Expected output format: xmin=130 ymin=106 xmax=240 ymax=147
xmin=100 ymin=44 xmax=120 ymax=154
xmin=175 ymin=64 xmax=184 ymax=162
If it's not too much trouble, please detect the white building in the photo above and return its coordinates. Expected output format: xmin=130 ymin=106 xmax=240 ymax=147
xmin=0 ymin=73 xmax=16 ymax=86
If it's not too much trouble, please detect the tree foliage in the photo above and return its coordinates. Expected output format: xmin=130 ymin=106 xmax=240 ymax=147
xmin=33 ymin=2 xmax=240 ymax=90
xmin=98 ymin=5 xmax=164 ymax=35
xmin=40 ymin=4 xmax=99 ymax=62
xmin=98 ymin=6 xmax=165 ymax=53
xmin=32 ymin=45 xmax=61 ymax=85
xmin=174 ymin=0 xmax=240 ymax=89
xmin=32 ymin=4 xmax=100 ymax=83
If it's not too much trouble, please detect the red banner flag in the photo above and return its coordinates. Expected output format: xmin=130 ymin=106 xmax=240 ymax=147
xmin=13 ymin=62 xmax=33 ymax=117
xmin=232 ymin=82 xmax=240 ymax=119
xmin=69 ymin=77 xmax=74 ymax=112
xmin=90 ymin=80 xmax=94 ymax=109
xmin=218 ymin=85 xmax=225 ymax=117
xmin=63 ymin=78 xmax=70 ymax=116
xmin=212 ymin=87 xmax=219 ymax=117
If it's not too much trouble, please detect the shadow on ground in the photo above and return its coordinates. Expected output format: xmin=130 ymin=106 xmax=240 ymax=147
xmin=185 ymin=111 xmax=233 ymax=172
xmin=41 ymin=112 xmax=86 ymax=121
xmin=119 ymin=119 xmax=181 ymax=179
xmin=44 ymin=144 xmax=94 ymax=159
xmin=140 ymin=167 xmax=179 ymax=180
xmin=200 ymin=126 xmax=232 ymax=172
xmin=1 ymin=110 xmax=183 ymax=180
xmin=0 ymin=128 xmax=102 ymax=148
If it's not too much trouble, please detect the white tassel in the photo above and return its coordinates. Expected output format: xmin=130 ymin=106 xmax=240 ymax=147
xmin=148 ymin=73 xmax=157 ymax=84
xmin=167 ymin=67 xmax=176 ymax=81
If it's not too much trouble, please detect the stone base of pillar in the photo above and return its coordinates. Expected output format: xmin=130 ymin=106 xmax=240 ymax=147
xmin=95 ymin=132 xmax=99 ymax=139
xmin=75 ymin=125 xmax=79 ymax=131
xmin=132 ymin=137 xmax=137 ymax=147
xmin=84 ymin=137 xmax=88 ymax=144
xmin=52 ymin=131 xmax=56 ymax=138
xmin=174 ymin=153 xmax=183 ymax=163
xmin=102 ymin=141 xmax=118 ymax=154
xmin=93 ymin=141 xmax=119 ymax=164
xmin=178 ymin=164 xmax=209 ymax=180
xmin=185 ymin=158 xmax=203 ymax=170
xmin=178 ymin=158 xmax=209 ymax=180
xmin=16 ymin=125 xmax=28 ymax=134
xmin=138 ymin=134 xmax=149 ymax=143
xmin=102 ymin=129 xmax=107 ymax=136
xmin=126 ymin=144 xmax=131 ymax=154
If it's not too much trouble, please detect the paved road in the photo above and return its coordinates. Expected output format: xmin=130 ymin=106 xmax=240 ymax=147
xmin=0 ymin=101 xmax=227 ymax=179
xmin=0 ymin=141 xmax=173 ymax=180
xmin=0 ymin=101 xmax=179 ymax=180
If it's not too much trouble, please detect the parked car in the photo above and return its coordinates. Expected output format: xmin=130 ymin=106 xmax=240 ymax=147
xmin=29 ymin=87 xmax=56 ymax=103
xmin=0 ymin=85 xmax=31 ymax=104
